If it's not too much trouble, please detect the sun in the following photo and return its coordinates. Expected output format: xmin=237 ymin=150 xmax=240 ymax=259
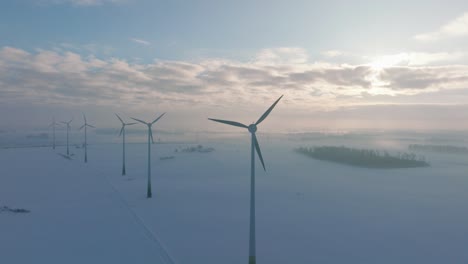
xmin=365 ymin=54 xmax=410 ymax=93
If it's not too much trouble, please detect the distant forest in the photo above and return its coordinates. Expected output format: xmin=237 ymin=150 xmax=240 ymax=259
xmin=409 ymin=144 xmax=468 ymax=154
xmin=296 ymin=146 xmax=429 ymax=169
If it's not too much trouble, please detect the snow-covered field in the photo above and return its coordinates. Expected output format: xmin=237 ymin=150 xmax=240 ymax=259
xmin=2 ymin=134 xmax=468 ymax=264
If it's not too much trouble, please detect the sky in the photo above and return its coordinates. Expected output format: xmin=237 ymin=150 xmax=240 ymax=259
xmin=2 ymin=0 xmax=468 ymax=132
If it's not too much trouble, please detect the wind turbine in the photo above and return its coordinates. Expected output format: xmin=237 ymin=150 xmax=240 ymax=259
xmin=208 ymin=95 xmax=283 ymax=264
xmin=48 ymin=117 xmax=59 ymax=150
xmin=131 ymin=113 xmax=166 ymax=198
xmin=60 ymin=119 xmax=73 ymax=156
xmin=79 ymin=114 xmax=95 ymax=163
xmin=116 ymin=114 xmax=136 ymax=175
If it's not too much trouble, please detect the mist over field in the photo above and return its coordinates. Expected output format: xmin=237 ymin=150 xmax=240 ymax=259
xmin=3 ymin=129 xmax=468 ymax=263
xmin=3 ymin=1 xmax=468 ymax=264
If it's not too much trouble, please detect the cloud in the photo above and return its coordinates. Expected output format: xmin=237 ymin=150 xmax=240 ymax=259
xmin=368 ymin=52 xmax=466 ymax=67
xmin=131 ymin=38 xmax=151 ymax=46
xmin=1 ymin=46 xmax=468 ymax=116
xmin=289 ymin=66 xmax=372 ymax=88
xmin=378 ymin=65 xmax=468 ymax=91
xmin=3 ymin=46 xmax=468 ymax=131
xmin=414 ymin=12 xmax=468 ymax=41
xmin=307 ymin=103 xmax=468 ymax=130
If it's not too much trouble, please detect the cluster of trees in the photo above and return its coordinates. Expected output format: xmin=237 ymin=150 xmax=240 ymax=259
xmin=296 ymin=146 xmax=429 ymax=168
xmin=0 ymin=206 xmax=30 ymax=214
xmin=409 ymin=144 xmax=468 ymax=154
xmin=175 ymin=145 xmax=215 ymax=153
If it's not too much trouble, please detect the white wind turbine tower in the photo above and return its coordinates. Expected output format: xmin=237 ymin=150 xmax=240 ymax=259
xmin=60 ymin=119 xmax=73 ymax=156
xmin=131 ymin=113 xmax=166 ymax=198
xmin=208 ymin=95 xmax=283 ymax=264
xmin=116 ymin=114 xmax=137 ymax=175
xmin=79 ymin=114 xmax=95 ymax=163
xmin=48 ymin=117 xmax=59 ymax=150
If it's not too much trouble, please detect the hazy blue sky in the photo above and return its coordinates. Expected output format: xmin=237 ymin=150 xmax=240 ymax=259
xmin=2 ymin=0 xmax=468 ymax=132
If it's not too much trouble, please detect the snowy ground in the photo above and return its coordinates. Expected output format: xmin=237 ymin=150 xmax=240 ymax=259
xmin=2 ymin=134 xmax=468 ymax=263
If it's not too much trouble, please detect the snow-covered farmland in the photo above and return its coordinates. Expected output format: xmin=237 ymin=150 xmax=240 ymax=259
xmin=2 ymin=134 xmax=468 ymax=264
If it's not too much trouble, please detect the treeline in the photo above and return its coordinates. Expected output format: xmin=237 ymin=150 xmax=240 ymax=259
xmin=175 ymin=145 xmax=215 ymax=153
xmin=409 ymin=144 xmax=468 ymax=154
xmin=296 ymin=146 xmax=429 ymax=169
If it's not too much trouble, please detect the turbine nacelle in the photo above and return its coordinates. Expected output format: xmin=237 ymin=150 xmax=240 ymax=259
xmin=115 ymin=114 xmax=137 ymax=136
xmin=208 ymin=95 xmax=283 ymax=172
xmin=49 ymin=117 xmax=60 ymax=128
xmin=208 ymin=95 xmax=283 ymax=263
xmin=79 ymin=114 xmax=95 ymax=130
xmin=248 ymin=124 xmax=257 ymax=133
xmin=130 ymin=112 xmax=166 ymax=198
xmin=60 ymin=119 xmax=73 ymax=130
xmin=131 ymin=113 xmax=166 ymax=144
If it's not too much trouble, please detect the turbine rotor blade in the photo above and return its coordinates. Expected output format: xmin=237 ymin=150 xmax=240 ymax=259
xmin=131 ymin=117 xmax=148 ymax=125
xmin=79 ymin=124 xmax=85 ymax=130
xmin=151 ymin=112 xmax=166 ymax=124
xmin=126 ymin=122 xmax=137 ymax=126
xmin=87 ymin=124 xmax=95 ymax=128
xmin=255 ymin=95 xmax=283 ymax=125
xmin=253 ymin=133 xmax=266 ymax=171
xmin=208 ymin=118 xmax=248 ymax=128
xmin=115 ymin=113 xmax=124 ymax=124
xmin=149 ymin=128 xmax=154 ymax=144
xmin=119 ymin=126 xmax=124 ymax=137
xmin=83 ymin=113 xmax=87 ymax=123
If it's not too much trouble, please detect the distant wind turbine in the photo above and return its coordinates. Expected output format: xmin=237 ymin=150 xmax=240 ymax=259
xmin=116 ymin=114 xmax=136 ymax=175
xmin=131 ymin=113 xmax=166 ymax=198
xmin=60 ymin=119 xmax=73 ymax=156
xmin=79 ymin=114 xmax=95 ymax=163
xmin=208 ymin=95 xmax=283 ymax=264
xmin=48 ymin=117 xmax=59 ymax=150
